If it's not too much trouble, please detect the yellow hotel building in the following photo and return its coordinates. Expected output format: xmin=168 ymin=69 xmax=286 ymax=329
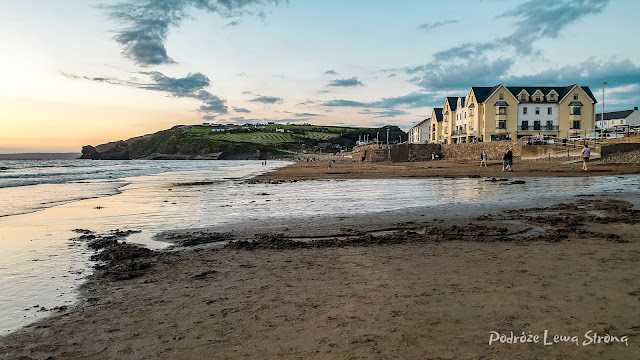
xmin=429 ymin=84 xmax=597 ymax=144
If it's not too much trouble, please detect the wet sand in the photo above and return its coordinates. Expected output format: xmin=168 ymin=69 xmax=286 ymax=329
xmin=2 ymin=196 xmax=640 ymax=359
xmin=254 ymin=159 xmax=640 ymax=181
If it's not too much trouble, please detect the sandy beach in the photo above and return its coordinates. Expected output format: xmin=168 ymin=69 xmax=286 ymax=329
xmin=2 ymin=192 xmax=640 ymax=359
xmin=255 ymin=158 xmax=640 ymax=181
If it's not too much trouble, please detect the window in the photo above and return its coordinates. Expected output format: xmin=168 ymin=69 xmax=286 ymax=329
xmin=535 ymin=94 xmax=541 ymax=102
xmin=521 ymin=121 xmax=529 ymax=130
xmin=499 ymin=93 xmax=504 ymax=100
xmin=548 ymin=107 xmax=552 ymax=115
xmin=572 ymin=120 xmax=581 ymax=129
xmin=520 ymin=94 xmax=526 ymax=101
xmin=572 ymin=107 xmax=581 ymax=115
xmin=497 ymin=120 xmax=507 ymax=129
xmin=546 ymin=121 xmax=554 ymax=130
xmin=498 ymin=107 xmax=507 ymax=115
xmin=573 ymin=94 xmax=578 ymax=100
xmin=470 ymin=108 xmax=474 ymax=116
xmin=534 ymin=121 xmax=541 ymax=130
xmin=550 ymin=94 xmax=555 ymax=101
xmin=523 ymin=107 xmax=528 ymax=115
xmin=535 ymin=107 xmax=540 ymax=115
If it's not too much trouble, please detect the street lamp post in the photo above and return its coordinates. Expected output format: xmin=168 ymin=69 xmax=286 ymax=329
xmin=602 ymin=81 xmax=607 ymax=139
xmin=386 ymin=128 xmax=390 ymax=144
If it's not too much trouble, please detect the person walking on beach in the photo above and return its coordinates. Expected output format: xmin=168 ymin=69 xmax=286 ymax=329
xmin=480 ymin=151 xmax=488 ymax=167
xmin=581 ymin=144 xmax=591 ymax=170
xmin=502 ymin=149 xmax=512 ymax=172
xmin=328 ymin=160 xmax=332 ymax=169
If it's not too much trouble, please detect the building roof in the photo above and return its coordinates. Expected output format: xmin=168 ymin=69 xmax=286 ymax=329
xmin=433 ymin=107 xmax=443 ymax=122
xmin=446 ymin=97 xmax=459 ymax=111
xmin=506 ymin=85 xmax=598 ymax=104
xmin=568 ymin=101 xmax=584 ymax=107
xmin=595 ymin=109 xmax=635 ymax=121
xmin=471 ymin=85 xmax=501 ymax=103
xmin=413 ymin=118 xmax=430 ymax=127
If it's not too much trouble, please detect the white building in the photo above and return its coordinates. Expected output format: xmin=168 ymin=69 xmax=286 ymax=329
xmin=409 ymin=118 xmax=431 ymax=144
xmin=517 ymin=100 xmax=559 ymax=133
xmin=595 ymin=107 xmax=640 ymax=129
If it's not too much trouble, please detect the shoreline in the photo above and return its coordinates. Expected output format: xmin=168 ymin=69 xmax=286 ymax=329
xmin=254 ymin=158 xmax=640 ymax=181
xmin=2 ymin=193 xmax=640 ymax=359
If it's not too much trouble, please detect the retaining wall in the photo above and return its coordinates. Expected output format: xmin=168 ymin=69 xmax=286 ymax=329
xmin=352 ymin=141 xmax=522 ymax=162
xmin=601 ymin=143 xmax=640 ymax=157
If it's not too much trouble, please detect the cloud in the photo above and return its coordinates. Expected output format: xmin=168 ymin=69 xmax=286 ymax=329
xmin=500 ymin=0 xmax=609 ymax=55
xmin=140 ymin=72 xmax=211 ymax=96
xmin=233 ymin=107 xmax=251 ymax=113
xmin=323 ymin=70 xmax=339 ymax=75
xmin=249 ymin=95 xmax=284 ymax=104
xmin=361 ymin=109 xmax=411 ymax=118
xmin=282 ymin=111 xmax=320 ymax=117
xmin=101 ymin=0 xmax=280 ymax=66
xmin=405 ymin=0 xmax=611 ymax=93
xmin=293 ymin=112 xmax=319 ymax=117
xmin=328 ymin=77 xmax=364 ymax=87
xmin=226 ymin=20 xmax=241 ymax=27
xmin=323 ymin=92 xmax=437 ymax=109
xmin=417 ymin=19 xmax=458 ymax=31
xmin=410 ymin=57 xmax=516 ymax=91
xmin=387 ymin=73 xmax=396 ymax=78
xmin=63 ymin=70 xmax=228 ymax=117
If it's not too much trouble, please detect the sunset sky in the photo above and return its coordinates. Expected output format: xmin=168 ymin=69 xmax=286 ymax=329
xmin=1 ymin=0 xmax=639 ymax=152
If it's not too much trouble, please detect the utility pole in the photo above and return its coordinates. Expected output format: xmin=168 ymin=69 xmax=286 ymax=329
xmin=602 ymin=81 xmax=607 ymax=139
xmin=376 ymin=132 xmax=379 ymax=144
xmin=386 ymin=128 xmax=390 ymax=144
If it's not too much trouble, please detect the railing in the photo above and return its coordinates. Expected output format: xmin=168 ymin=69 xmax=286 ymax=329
xmin=519 ymin=125 xmax=559 ymax=131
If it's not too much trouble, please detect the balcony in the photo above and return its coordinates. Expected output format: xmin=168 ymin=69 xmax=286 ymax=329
xmin=519 ymin=125 xmax=559 ymax=132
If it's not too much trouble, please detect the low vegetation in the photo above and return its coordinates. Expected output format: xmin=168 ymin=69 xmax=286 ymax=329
xmin=81 ymin=124 xmax=408 ymax=160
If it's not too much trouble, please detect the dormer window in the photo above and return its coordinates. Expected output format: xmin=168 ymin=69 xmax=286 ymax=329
xmin=573 ymin=94 xmax=578 ymax=100
xmin=550 ymin=94 xmax=555 ymax=101
xmin=499 ymin=93 xmax=504 ymax=100
xmin=535 ymin=94 xmax=541 ymax=102
xmin=520 ymin=94 xmax=526 ymax=101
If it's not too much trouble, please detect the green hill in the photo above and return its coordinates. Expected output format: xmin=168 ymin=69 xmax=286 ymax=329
xmin=80 ymin=124 xmax=407 ymax=160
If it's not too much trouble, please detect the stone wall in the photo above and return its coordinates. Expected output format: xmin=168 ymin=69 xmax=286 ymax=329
xmin=601 ymin=143 xmax=640 ymax=157
xmin=441 ymin=140 xmax=521 ymax=161
xmin=352 ymin=143 xmax=441 ymax=162
xmin=352 ymin=141 xmax=522 ymax=162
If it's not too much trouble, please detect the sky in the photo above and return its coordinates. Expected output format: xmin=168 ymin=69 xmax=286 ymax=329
xmin=1 ymin=0 xmax=639 ymax=152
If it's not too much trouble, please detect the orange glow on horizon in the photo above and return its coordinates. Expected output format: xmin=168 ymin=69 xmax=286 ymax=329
xmin=0 ymin=97 xmax=200 ymax=153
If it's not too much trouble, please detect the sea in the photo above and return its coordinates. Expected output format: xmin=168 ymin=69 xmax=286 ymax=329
xmin=1 ymin=159 xmax=639 ymax=334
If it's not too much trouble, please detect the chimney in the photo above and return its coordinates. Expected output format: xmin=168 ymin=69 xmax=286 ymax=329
xmin=635 ymin=106 xmax=638 ymax=111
